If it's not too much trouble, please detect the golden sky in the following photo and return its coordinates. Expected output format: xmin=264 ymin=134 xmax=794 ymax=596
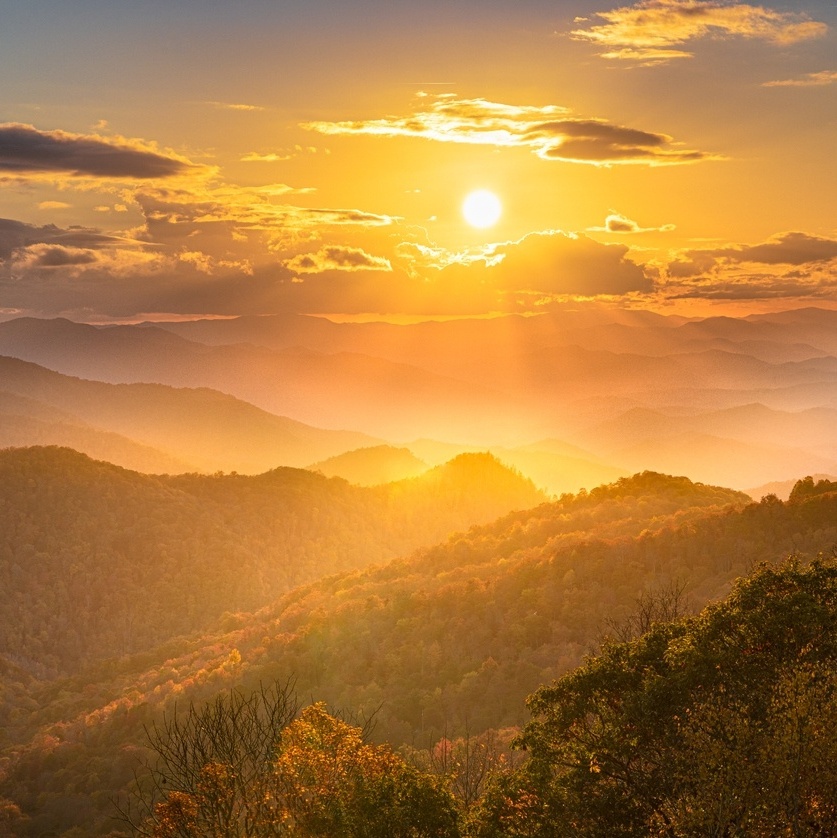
xmin=0 ymin=0 xmax=835 ymax=321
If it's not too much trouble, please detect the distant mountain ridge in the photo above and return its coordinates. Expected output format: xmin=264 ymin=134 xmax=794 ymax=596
xmin=3 ymin=308 xmax=837 ymax=486
xmin=0 ymin=355 xmax=380 ymax=473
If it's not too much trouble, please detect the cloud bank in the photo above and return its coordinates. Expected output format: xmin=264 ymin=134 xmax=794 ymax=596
xmin=662 ymin=231 xmax=837 ymax=301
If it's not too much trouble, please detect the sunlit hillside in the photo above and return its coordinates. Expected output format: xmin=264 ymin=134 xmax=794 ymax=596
xmin=308 ymin=444 xmax=429 ymax=486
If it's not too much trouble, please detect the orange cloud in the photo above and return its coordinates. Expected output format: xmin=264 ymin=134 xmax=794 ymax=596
xmin=303 ymin=94 xmax=715 ymax=166
xmin=571 ymin=1 xmax=827 ymax=64
xmin=661 ymin=231 xmax=837 ymax=301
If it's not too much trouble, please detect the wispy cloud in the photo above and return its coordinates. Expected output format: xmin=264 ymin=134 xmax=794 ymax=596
xmin=240 ymin=152 xmax=294 ymax=162
xmin=203 ymin=101 xmax=266 ymax=111
xmin=763 ymin=69 xmax=837 ymax=88
xmin=37 ymin=201 xmax=72 ymax=211
xmin=0 ymin=123 xmax=200 ymax=179
xmin=571 ymin=1 xmax=827 ymax=65
xmin=0 ymin=217 xmax=143 ymax=261
xmin=303 ymin=94 xmax=715 ymax=166
xmin=134 ymin=179 xmax=392 ymax=239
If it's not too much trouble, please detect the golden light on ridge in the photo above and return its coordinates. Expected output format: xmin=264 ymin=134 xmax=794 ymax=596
xmin=462 ymin=189 xmax=502 ymax=229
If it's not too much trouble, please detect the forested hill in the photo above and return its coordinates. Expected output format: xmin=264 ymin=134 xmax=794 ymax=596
xmin=0 ymin=446 xmax=544 ymax=679
xmin=0 ymin=470 xmax=764 ymax=833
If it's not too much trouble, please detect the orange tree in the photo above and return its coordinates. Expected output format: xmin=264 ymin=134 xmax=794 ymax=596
xmin=121 ymin=684 xmax=459 ymax=837
xmin=275 ymin=702 xmax=459 ymax=837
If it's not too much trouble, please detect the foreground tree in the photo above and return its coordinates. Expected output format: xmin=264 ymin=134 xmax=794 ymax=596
xmin=121 ymin=683 xmax=459 ymax=837
xmin=275 ymin=702 xmax=459 ymax=837
xmin=120 ymin=680 xmax=298 ymax=836
xmin=469 ymin=557 xmax=837 ymax=836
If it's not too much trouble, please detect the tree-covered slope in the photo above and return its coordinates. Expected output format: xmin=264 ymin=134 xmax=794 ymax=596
xmin=0 ymin=447 xmax=544 ymax=679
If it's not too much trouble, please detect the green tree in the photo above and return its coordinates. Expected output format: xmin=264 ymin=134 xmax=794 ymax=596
xmin=470 ymin=558 xmax=837 ymax=837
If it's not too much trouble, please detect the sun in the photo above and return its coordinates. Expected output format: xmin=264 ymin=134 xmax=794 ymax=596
xmin=462 ymin=189 xmax=502 ymax=229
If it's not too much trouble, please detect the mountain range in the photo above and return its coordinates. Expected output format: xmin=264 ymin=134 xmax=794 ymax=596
xmin=2 ymin=307 xmax=837 ymax=488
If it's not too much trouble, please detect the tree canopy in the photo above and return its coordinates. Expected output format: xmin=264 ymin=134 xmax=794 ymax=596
xmin=472 ymin=558 xmax=837 ymax=836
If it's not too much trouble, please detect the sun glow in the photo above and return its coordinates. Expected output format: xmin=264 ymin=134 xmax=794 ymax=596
xmin=462 ymin=190 xmax=502 ymax=229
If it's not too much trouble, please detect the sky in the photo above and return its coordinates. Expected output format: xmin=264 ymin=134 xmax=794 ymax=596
xmin=0 ymin=0 xmax=835 ymax=322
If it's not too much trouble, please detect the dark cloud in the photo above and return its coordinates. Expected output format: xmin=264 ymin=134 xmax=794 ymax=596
xmin=0 ymin=123 xmax=192 ymax=179
xmin=662 ymin=232 xmax=837 ymax=302
xmin=607 ymin=216 xmax=641 ymax=233
xmin=527 ymin=120 xmax=666 ymax=148
xmin=528 ymin=119 xmax=703 ymax=163
xmin=14 ymin=244 xmax=98 ymax=269
xmin=716 ymin=232 xmax=837 ymax=265
xmin=0 ymin=217 xmax=130 ymax=260
xmin=285 ymin=246 xmax=392 ymax=274
xmin=673 ymin=232 xmax=837 ymax=273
